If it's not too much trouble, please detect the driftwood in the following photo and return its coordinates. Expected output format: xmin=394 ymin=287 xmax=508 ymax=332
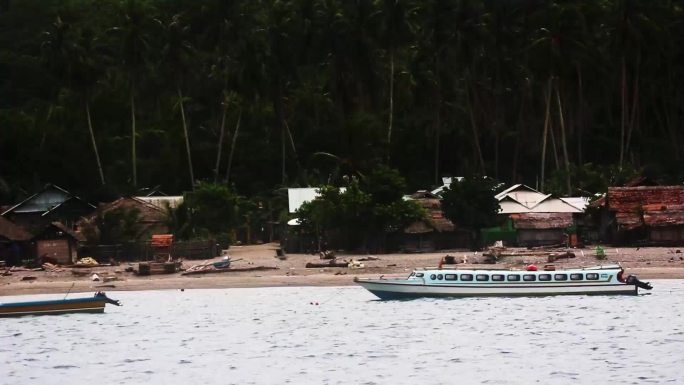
xmin=305 ymin=260 xmax=349 ymax=268
xmin=547 ymin=251 xmax=576 ymax=262
xmin=181 ymin=266 xmax=278 ymax=276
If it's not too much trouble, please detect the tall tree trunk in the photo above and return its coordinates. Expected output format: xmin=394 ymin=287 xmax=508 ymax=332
xmin=131 ymin=91 xmax=137 ymax=188
xmin=177 ymin=88 xmax=194 ymax=190
xmin=576 ymin=64 xmax=584 ymax=165
xmin=85 ymin=99 xmax=105 ymax=186
xmin=283 ymin=119 xmax=306 ymax=185
xmin=214 ymin=102 xmax=228 ymax=183
xmin=272 ymin=77 xmax=287 ymax=185
xmin=466 ymin=79 xmax=486 ymax=176
xmin=619 ymin=56 xmax=627 ymax=169
xmin=625 ymin=51 xmax=640 ymax=159
xmin=225 ymin=108 xmax=242 ymax=184
xmin=540 ymin=76 xmax=552 ymax=192
xmin=386 ymin=49 xmax=395 ymax=164
xmin=555 ymin=82 xmax=571 ymax=195
xmin=549 ymin=120 xmax=559 ymax=170
xmin=511 ymin=93 xmax=526 ymax=183
xmin=432 ymin=86 xmax=441 ymax=185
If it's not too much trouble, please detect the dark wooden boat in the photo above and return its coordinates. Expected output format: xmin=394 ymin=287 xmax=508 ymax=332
xmin=0 ymin=292 xmax=121 ymax=317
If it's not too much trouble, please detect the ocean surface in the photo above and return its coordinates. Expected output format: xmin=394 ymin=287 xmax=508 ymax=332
xmin=2 ymin=280 xmax=683 ymax=385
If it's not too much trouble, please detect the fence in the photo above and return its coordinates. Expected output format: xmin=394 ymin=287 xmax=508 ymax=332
xmin=79 ymin=239 xmax=219 ymax=262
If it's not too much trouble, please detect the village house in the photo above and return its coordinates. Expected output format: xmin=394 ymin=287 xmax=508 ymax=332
xmin=1 ymin=184 xmax=95 ymax=233
xmin=32 ymin=222 xmax=84 ymax=265
xmin=493 ymin=184 xmax=586 ymax=247
xmin=594 ymin=185 xmax=684 ymax=245
xmin=77 ymin=196 xmax=173 ymax=242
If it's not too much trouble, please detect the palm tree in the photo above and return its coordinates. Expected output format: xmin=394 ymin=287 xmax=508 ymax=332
xmin=118 ymin=0 xmax=150 ymax=188
xmin=109 ymin=0 xmax=151 ymax=188
xmin=70 ymin=27 xmax=106 ymax=186
xmin=377 ymin=0 xmax=413 ymax=163
xmin=159 ymin=14 xmax=195 ymax=190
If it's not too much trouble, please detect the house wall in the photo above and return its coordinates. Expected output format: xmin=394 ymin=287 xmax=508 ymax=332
xmin=517 ymin=229 xmax=565 ymax=247
xmin=649 ymin=226 xmax=684 ymax=243
xmin=36 ymin=239 xmax=73 ymax=264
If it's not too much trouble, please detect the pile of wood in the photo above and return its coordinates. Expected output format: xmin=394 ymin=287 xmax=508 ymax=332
xmin=181 ymin=262 xmax=278 ymax=276
xmin=42 ymin=262 xmax=64 ymax=272
xmin=137 ymin=261 xmax=181 ymax=275
xmin=305 ymin=259 xmax=349 ymax=268
xmin=483 ymin=248 xmax=574 ymax=264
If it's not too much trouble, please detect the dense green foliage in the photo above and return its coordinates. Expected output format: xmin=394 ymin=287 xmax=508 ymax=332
xmin=296 ymin=168 xmax=424 ymax=251
xmin=1 ymin=0 xmax=684 ymax=208
xmin=80 ymin=206 xmax=144 ymax=244
xmin=441 ymin=176 xmax=501 ymax=236
xmin=173 ymin=182 xmax=241 ymax=239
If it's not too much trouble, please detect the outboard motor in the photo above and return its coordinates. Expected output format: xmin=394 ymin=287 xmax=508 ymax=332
xmin=95 ymin=291 xmax=122 ymax=306
xmin=626 ymin=275 xmax=653 ymax=290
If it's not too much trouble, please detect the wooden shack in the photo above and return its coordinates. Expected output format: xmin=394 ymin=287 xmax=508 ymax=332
xmin=32 ymin=222 xmax=84 ymax=265
xmin=603 ymin=186 xmax=684 ymax=244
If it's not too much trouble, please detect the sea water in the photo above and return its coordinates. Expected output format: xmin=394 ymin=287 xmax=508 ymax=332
xmin=1 ymin=281 xmax=683 ymax=385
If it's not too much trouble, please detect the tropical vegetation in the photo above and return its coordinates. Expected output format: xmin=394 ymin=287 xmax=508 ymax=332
xmin=2 ymin=0 xmax=683 ymax=242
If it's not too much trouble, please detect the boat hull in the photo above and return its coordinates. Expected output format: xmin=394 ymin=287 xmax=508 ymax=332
xmin=0 ymin=297 xmax=111 ymax=317
xmin=355 ymin=279 xmax=638 ymax=300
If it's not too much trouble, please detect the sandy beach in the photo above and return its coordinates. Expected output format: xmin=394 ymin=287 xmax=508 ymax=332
xmin=1 ymin=242 xmax=683 ymax=296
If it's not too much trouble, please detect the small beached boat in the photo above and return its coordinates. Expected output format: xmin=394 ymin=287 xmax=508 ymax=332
xmin=0 ymin=292 xmax=121 ymax=317
xmin=354 ymin=264 xmax=652 ymax=300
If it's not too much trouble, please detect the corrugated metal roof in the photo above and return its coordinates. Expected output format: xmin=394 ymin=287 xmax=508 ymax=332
xmin=560 ymin=197 xmax=590 ymax=211
xmin=1 ymin=184 xmax=94 ymax=215
xmin=496 ymin=185 xmax=583 ymax=214
xmin=136 ymin=196 xmax=184 ymax=210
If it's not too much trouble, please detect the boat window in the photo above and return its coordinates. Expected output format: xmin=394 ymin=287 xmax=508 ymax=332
xmin=476 ymin=274 xmax=489 ymax=281
xmin=586 ymin=273 xmax=599 ymax=280
xmin=444 ymin=274 xmax=457 ymax=281
xmin=570 ymin=273 xmax=583 ymax=281
xmin=507 ymin=274 xmax=521 ymax=281
xmin=460 ymin=274 xmax=473 ymax=281
xmin=554 ymin=274 xmax=568 ymax=281
xmin=523 ymin=274 xmax=536 ymax=281
xmin=437 ymin=274 xmax=443 ymax=280
xmin=538 ymin=274 xmax=552 ymax=281
xmin=415 ymin=273 xmax=424 ymax=278
xmin=491 ymin=274 xmax=505 ymax=281
xmin=409 ymin=272 xmax=415 ymax=277
xmin=430 ymin=274 xmax=436 ymax=280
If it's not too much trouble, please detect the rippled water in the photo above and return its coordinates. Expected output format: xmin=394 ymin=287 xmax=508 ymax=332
xmin=2 ymin=280 xmax=683 ymax=385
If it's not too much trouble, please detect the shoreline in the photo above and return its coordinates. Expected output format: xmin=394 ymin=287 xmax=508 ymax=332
xmin=2 ymin=243 xmax=684 ymax=296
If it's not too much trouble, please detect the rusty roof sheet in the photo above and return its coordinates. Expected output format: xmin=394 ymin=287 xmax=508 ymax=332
xmin=510 ymin=212 xmax=574 ymax=230
xmin=607 ymin=186 xmax=684 ymax=229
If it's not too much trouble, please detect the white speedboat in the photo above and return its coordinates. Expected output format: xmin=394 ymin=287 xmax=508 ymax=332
xmin=354 ymin=264 xmax=652 ymax=300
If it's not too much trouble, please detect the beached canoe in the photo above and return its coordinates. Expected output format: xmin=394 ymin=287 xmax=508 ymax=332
xmin=355 ymin=264 xmax=653 ymax=300
xmin=0 ymin=292 xmax=121 ymax=317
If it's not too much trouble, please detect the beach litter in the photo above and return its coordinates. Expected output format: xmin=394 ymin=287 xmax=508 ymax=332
xmin=76 ymin=257 xmax=99 ymax=266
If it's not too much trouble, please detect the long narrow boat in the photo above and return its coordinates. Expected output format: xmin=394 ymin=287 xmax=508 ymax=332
xmin=354 ymin=264 xmax=652 ymax=300
xmin=0 ymin=292 xmax=121 ymax=317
